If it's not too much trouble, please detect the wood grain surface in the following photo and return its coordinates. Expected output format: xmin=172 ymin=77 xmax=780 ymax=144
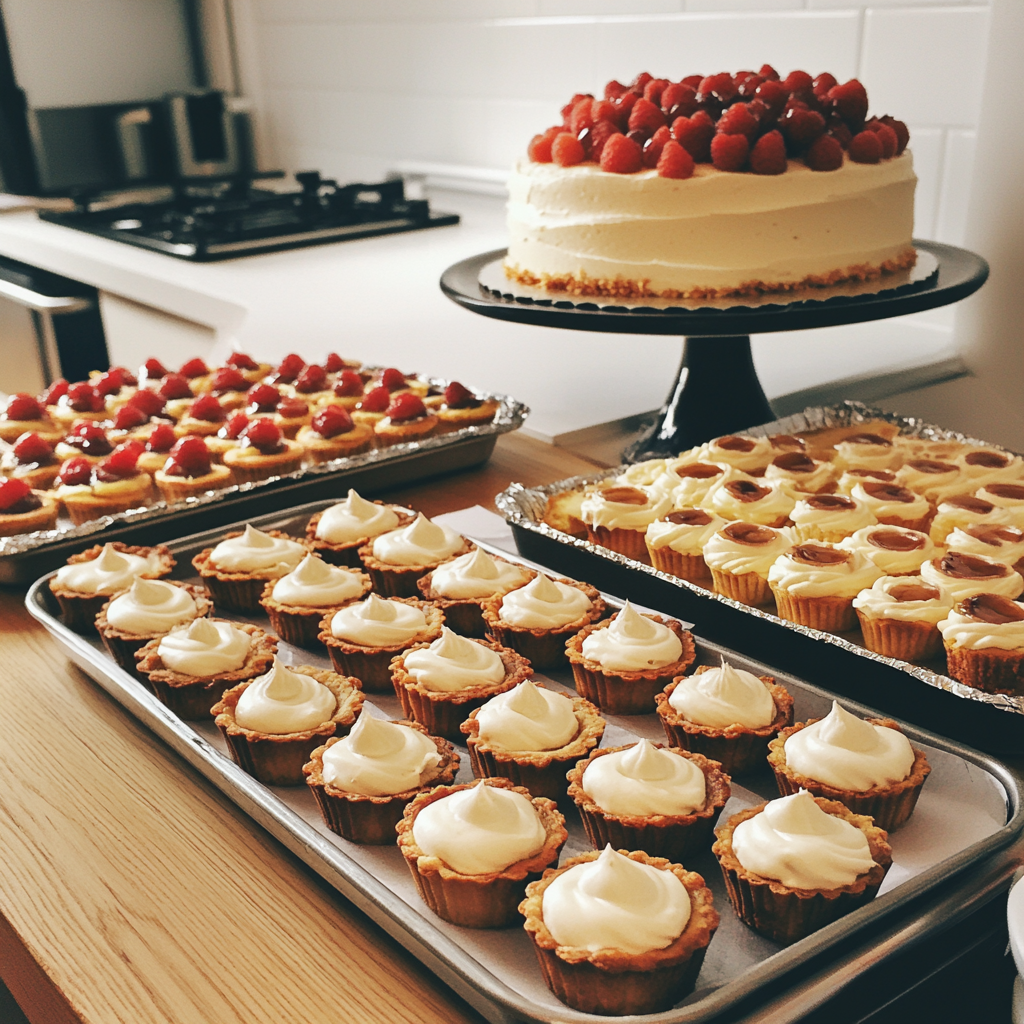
xmin=0 ymin=434 xmax=606 ymax=1024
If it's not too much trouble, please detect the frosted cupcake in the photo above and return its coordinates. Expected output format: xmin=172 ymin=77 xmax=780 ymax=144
xmin=645 ymin=508 xmax=726 ymax=585
xmin=850 ymin=481 xmax=931 ymax=532
xmin=853 ymin=576 xmax=952 ymax=662
xmin=955 ymin=448 xmax=1024 ymax=491
xmin=789 ymin=493 xmax=877 ymax=543
xmin=661 ymin=461 xmax=733 ymax=507
xmin=836 ymin=467 xmax=897 ymax=496
xmin=359 ymin=512 xmax=471 ymax=597
xmin=839 ymin=525 xmax=936 ymax=577
xmin=763 ymin=451 xmax=837 ymax=494
xmin=579 ymin=482 xmax=672 ymax=562
xmin=305 ymin=489 xmax=413 ymax=567
xmin=940 ymin=594 xmax=1024 ymax=694
xmin=833 ymin=432 xmax=900 ymax=472
xmin=703 ymin=478 xmax=796 ymax=529
xmin=930 ymin=494 xmax=1009 ymax=545
xmin=697 ymin=434 xmax=772 ymax=475
xmin=976 ymin=483 xmax=1024 ymax=529
xmin=920 ymin=551 xmax=1024 ymax=604
xmin=946 ymin=523 xmax=1024 ymax=572
xmin=895 ymin=458 xmax=961 ymax=501
xmin=704 ymin=522 xmax=793 ymax=606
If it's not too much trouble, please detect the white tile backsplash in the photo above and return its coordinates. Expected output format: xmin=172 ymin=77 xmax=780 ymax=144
xmin=935 ymin=129 xmax=977 ymax=245
xmin=907 ymin=127 xmax=944 ymax=241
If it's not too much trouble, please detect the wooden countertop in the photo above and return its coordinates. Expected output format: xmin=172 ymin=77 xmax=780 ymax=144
xmin=0 ymin=434 xmax=605 ymax=1024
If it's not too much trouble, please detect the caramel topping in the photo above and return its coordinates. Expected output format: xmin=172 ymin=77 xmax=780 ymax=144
xmin=723 ymin=479 xmax=770 ymax=503
xmin=965 ymin=524 xmax=1024 ymax=546
xmin=806 ymin=495 xmax=855 ymax=511
xmin=792 ymin=543 xmax=851 ymax=566
xmin=599 ymin=486 xmax=649 ymax=506
xmin=769 ymin=434 xmax=805 ymax=451
xmin=868 ymin=528 xmax=926 ymax=552
xmin=847 ymin=468 xmax=896 ymax=482
xmin=985 ymin=484 xmax=1024 ymax=501
xmin=716 ymin=435 xmax=757 ymax=453
xmin=943 ymin=495 xmax=995 ymax=514
xmin=959 ymin=593 xmax=1024 ymax=624
xmin=906 ymin=459 xmax=957 ymax=474
xmin=674 ymin=462 xmax=723 ymax=480
xmin=965 ymin=450 xmax=1010 ymax=469
xmin=890 ymin=583 xmax=940 ymax=603
xmin=937 ymin=552 xmax=1009 ymax=579
xmin=665 ymin=509 xmax=713 ymax=527
xmin=721 ymin=522 xmax=776 ymax=546
xmin=862 ymin=482 xmax=915 ymax=503
xmin=772 ymin=452 xmax=816 ymax=473
xmin=844 ymin=433 xmax=891 ymax=447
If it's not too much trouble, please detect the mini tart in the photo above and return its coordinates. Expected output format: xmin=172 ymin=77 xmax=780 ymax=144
xmin=566 ymin=745 xmax=731 ymax=862
xmin=358 ymin=535 xmax=475 ymax=599
xmin=853 ymin=577 xmax=950 ymax=662
xmin=767 ymin=718 xmax=931 ymax=831
xmin=303 ymin=724 xmax=460 ymax=844
xmin=154 ymin=461 xmax=234 ymax=502
xmin=272 ymin=406 xmax=313 ymax=439
xmin=564 ymin=613 xmax=696 ymax=716
xmin=480 ymin=580 xmax=606 ymax=670
xmin=656 ymin=666 xmax=795 ymax=776
xmin=416 ymin=560 xmax=536 ymax=638
xmin=295 ymin=420 xmax=375 ymax=463
xmin=390 ymin=639 xmax=533 ymax=741
xmin=0 ymin=414 xmax=62 ymax=445
xmin=436 ymin=397 xmax=499 ymax=433
xmin=222 ymin=438 xmax=304 ymax=484
xmin=60 ymin=473 xmax=154 ymax=526
xmin=47 ymin=542 xmax=175 ymax=632
xmin=0 ymin=491 xmax=59 ymax=538
xmin=520 ymin=850 xmax=719 ymax=1017
xmin=192 ymin=530 xmax=311 ymax=612
xmin=258 ymin=570 xmax=372 ymax=648
xmin=712 ymin=797 xmax=892 ymax=945
xmin=305 ymin=505 xmax=415 ymax=568
xmin=374 ymin=411 xmax=439 ymax=446
xmin=212 ymin=667 xmax=363 ymax=786
xmin=460 ymin=687 xmax=605 ymax=801
xmin=134 ymin=621 xmax=278 ymax=720
xmin=942 ymin=595 xmax=1024 ymax=695
xmin=396 ymin=778 xmax=568 ymax=929
xmin=318 ymin=598 xmax=445 ymax=693
xmin=95 ymin=582 xmax=213 ymax=680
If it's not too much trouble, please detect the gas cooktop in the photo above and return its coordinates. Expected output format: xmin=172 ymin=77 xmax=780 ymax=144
xmin=38 ymin=173 xmax=459 ymax=261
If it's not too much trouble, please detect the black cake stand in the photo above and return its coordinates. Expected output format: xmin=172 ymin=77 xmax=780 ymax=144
xmin=440 ymin=240 xmax=988 ymax=461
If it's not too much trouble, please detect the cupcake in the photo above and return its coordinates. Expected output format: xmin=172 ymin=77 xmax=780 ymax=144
xmin=656 ymin=659 xmax=794 ymax=775
xmin=396 ymin=777 xmax=567 ymax=929
xmin=0 ymin=392 xmax=61 ymax=443
xmin=416 ymin=548 xmax=532 ymax=637
xmin=0 ymin=431 xmax=61 ymax=490
xmin=698 ymin=434 xmax=772 ymax=476
xmin=135 ymin=618 xmax=278 ymax=719
xmin=579 ymin=481 xmax=672 ymax=562
xmin=0 ymin=478 xmax=58 ymax=538
xmin=946 ymin=523 xmax=1024 ymax=571
xmin=661 ymin=460 xmax=734 ymax=507
xmin=849 ymin=481 xmax=931 ymax=533
xmin=836 ymin=467 xmax=897 ymax=496
xmin=833 ymin=432 xmax=900 ymax=471
xmin=895 ymin=458 xmax=961 ymax=501
xmin=564 ymin=602 xmax=695 ymax=715
xmin=304 ymin=716 xmax=459 ymax=844
xmin=763 ymin=451 xmax=837 ymax=494
xmin=520 ymin=847 xmax=719 ymax=1016
xmin=645 ymin=508 xmax=726 ymax=585
xmin=305 ymin=489 xmax=414 ymax=567
xmin=272 ymin=396 xmax=313 ymax=439
xmin=788 ymin=493 xmax=877 ymax=543
xmin=460 ymin=681 xmax=604 ymax=801
xmin=174 ymin=394 xmax=229 ymax=437
xmin=222 ymin=418 xmax=304 ymax=484
xmin=374 ymin=392 xmax=438 ymax=446
xmin=481 ymin=573 xmax=605 ymax=670
xmin=977 ymin=483 xmax=1024 ymax=529
xmin=566 ymin=740 xmax=731 ymax=860
xmin=853 ymin=576 xmax=953 ymax=661
xmin=319 ymin=594 xmax=444 ymax=692
xmin=192 ymin=525 xmax=308 ymax=612
xmin=258 ymin=554 xmax=371 ymax=647
xmin=435 ymin=381 xmax=499 ymax=432
xmin=390 ymin=628 xmax=532 ymax=741
xmin=956 ymin=448 xmax=1024 ymax=490
xmin=295 ymin=405 xmax=374 ymax=463
xmin=930 ymin=494 xmax=1008 ymax=545
xmin=55 ymin=447 xmax=154 ymax=526
xmin=767 ymin=701 xmax=931 ymax=830
xmin=153 ymin=437 xmax=233 ymax=501
xmin=703 ymin=522 xmax=793 ymax=606
xmin=940 ymin=594 xmax=1024 ymax=694
xmin=769 ymin=541 xmax=883 ymax=632
xmin=359 ymin=513 xmax=470 ymax=597
xmin=703 ymin=478 xmax=796 ymax=528
xmin=838 ymin=525 xmax=936 ymax=577
xmin=920 ymin=551 xmax=1024 ymax=604
xmin=712 ymin=791 xmax=892 ymax=944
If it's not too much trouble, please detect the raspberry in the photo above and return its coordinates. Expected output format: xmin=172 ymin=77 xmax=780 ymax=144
xmin=109 ymin=366 xmax=137 ymax=387
xmin=246 ymin=383 xmax=281 ymax=412
xmin=569 ymin=97 xmax=594 ymax=135
xmin=737 ymin=74 xmax=765 ymax=101
xmin=240 ymin=418 xmax=284 ymax=454
xmin=376 ymin=367 xmax=405 ymax=391
xmin=827 ymin=118 xmax=853 ymax=149
xmin=179 ymin=357 xmax=209 ymax=378
xmin=139 ymin=358 xmax=168 ymax=381
xmin=656 ymin=140 xmax=695 ymax=179
xmin=804 ymin=134 xmax=844 ymax=171
xmin=127 ymin=388 xmax=165 ymax=417
xmin=755 ymin=79 xmax=788 ymax=117
xmin=828 ymin=79 xmax=869 ymax=127
xmin=146 ymin=424 xmax=177 ymax=452
xmin=873 ymin=123 xmax=898 ymax=159
xmin=625 ymin=129 xmax=648 ymax=149
xmin=591 ymin=99 xmax=616 ymax=124
xmin=188 ymin=395 xmax=226 ymax=422
xmin=587 ymin=120 xmax=620 ymax=161
xmin=660 ymin=83 xmax=693 ymax=115
xmin=671 ymin=112 xmax=714 ymax=162
xmin=781 ymin=70 xmax=813 ymax=94
xmin=225 ymin=351 xmax=259 ymax=371
xmin=630 ymin=72 xmax=654 ymax=94
xmin=359 ymin=385 xmax=391 ymax=413
xmin=219 ymin=413 xmax=250 ymax=440
xmin=813 ymin=73 xmax=837 ymax=99
xmin=528 ymin=132 xmax=555 ymax=163
xmin=612 ymin=91 xmax=638 ymax=129
xmin=681 ymin=74 xmax=703 ymax=89
xmin=95 ymin=443 xmax=142 ymax=482
xmin=333 ymin=370 xmax=364 ymax=398
xmin=112 ymin=403 xmax=149 ymax=431
xmin=277 ymin=397 xmax=308 ymax=418
xmin=312 ymin=405 xmax=354 ymax=438
xmin=93 ymin=370 xmax=126 ymax=396
xmin=717 ymin=102 xmax=758 ymax=138
xmin=12 ymin=432 xmax=53 ymax=464
xmin=68 ymin=423 xmax=112 ymax=455
xmin=387 ymin=392 xmax=427 ymax=422
xmin=66 ymin=382 xmax=105 ymax=413
xmin=641 ymin=125 xmax=671 ymax=168
xmin=642 ymin=78 xmax=670 ymax=106
xmin=696 ymin=72 xmax=735 ymax=107
xmin=552 ymin=132 xmax=585 ymax=167
xmin=4 ymin=393 xmax=43 ymax=420
xmin=209 ymin=367 xmax=247 ymax=393
xmin=780 ymin=106 xmax=826 ymax=150
xmin=0 ymin=476 xmax=33 ymax=510
xmin=57 ymin=457 xmax=92 ymax=487
xmin=759 ymin=64 xmax=780 ymax=81
xmin=164 ymin=436 xmax=212 ymax=478
xmin=628 ymin=97 xmax=666 ymax=135
xmin=444 ymin=382 xmax=479 ymax=409
xmin=600 ymin=133 xmax=643 ymax=174
xmin=710 ymin=132 xmax=749 ymax=172
xmin=849 ymin=130 xmax=882 ymax=163
xmin=273 ymin=353 xmax=305 ymax=383
xmin=323 ymin=352 xmax=351 ymax=373
xmin=159 ymin=374 xmax=192 ymax=401
xmin=38 ymin=379 xmax=69 ymax=406
xmin=295 ymin=363 xmax=328 ymax=393
xmin=879 ymin=115 xmax=910 ymax=155
xmin=561 ymin=93 xmax=591 ymax=123
xmin=604 ymin=79 xmax=629 ymax=100
xmin=749 ymin=130 xmax=787 ymax=175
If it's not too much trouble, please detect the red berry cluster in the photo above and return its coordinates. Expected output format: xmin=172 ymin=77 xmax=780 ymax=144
xmin=527 ymin=68 xmax=908 ymax=177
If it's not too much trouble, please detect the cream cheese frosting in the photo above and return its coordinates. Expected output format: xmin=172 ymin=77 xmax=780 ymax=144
xmin=428 ymin=548 xmax=529 ymax=600
xmin=783 ymin=701 xmax=915 ymax=792
xmin=930 ymin=496 xmax=1009 ymax=545
xmin=850 ymin=482 xmax=930 ymax=523
xmin=233 ymin=659 xmax=336 ymax=734
xmin=54 ymin=543 xmax=163 ymax=594
xmin=939 ymin=596 xmax=1024 ymax=651
xmin=920 ymin=552 xmax=1024 ymax=603
xmin=895 ymin=459 xmax=961 ymax=500
xmin=660 ymin=461 xmax=734 ymax=506
xmin=402 ymin=627 xmax=506 ymax=692
xmin=976 ymin=484 xmax=1024 ymax=528
xmin=329 ymin=594 xmax=428 ymax=647
xmin=704 ymin=478 xmax=796 ymax=526
xmin=371 ymin=513 xmax=464 ymax=566
xmin=703 ymin=523 xmax=793 ymax=578
xmin=768 ymin=543 xmax=882 ymax=599
xmin=833 ymin=433 xmax=900 ymax=471
xmin=763 ymin=454 xmax=837 ymax=494
xmin=731 ymin=791 xmax=877 ymax=890
xmin=646 ymin=508 xmax=725 ymax=555
xmin=946 ymin=524 xmax=1024 ymax=566
xmin=789 ymin=494 xmax=876 ymax=541
xmin=411 ymin=782 xmax=546 ymax=875
xmin=669 ymin=657 xmax=776 ymax=729
xmin=582 ymin=740 xmax=705 ymax=817
xmin=496 ymin=573 xmax=592 ymax=629
xmin=157 ymin=618 xmax=251 ymax=675
xmin=314 ymin=489 xmax=401 ymax=544
xmin=541 ymin=846 xmax=690 ymax=955
xmin=474 ymin=680 xmax=579 ymax=752
xmin=104 ymin=578 xmax=199 ymax=634
xmin=271 ymin=554 xmax=366 ymax=607
xmin=852 ymin=576 xmax=952 ymax=624
xmin=839 ymin=525 xmax=935 ymax=576
xmin=321 ymin=715 xmax=441 ymax=796
xmin=580 ymin=483 xmax=672 ymax=530
xmin=697 ymin=435 xmax=772 ymax=474
xmin=208 ymin=524 xmax=306 ymax=574
xmin=580 ymin=601 xmax=682 ymax=672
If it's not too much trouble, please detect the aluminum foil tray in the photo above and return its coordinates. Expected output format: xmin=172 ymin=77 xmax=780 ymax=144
xmin=25 ymin=499 xmax=1024 ymax=1023
xmin=0 ymin=380 xmax=527 ymax=586
xmin=495 ymin=402 xmax=1024 ymax=755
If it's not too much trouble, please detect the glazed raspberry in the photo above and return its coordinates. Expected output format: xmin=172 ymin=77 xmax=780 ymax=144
xmin=569 ymin=97 xmax=594 ymax=135
xmin=642 ymin=78 xmax=670 ymax=106
xmin=225 ymin=351 xmax=259 ymax=371
xmin=127 ymin=388 xmax=166 ymax=418
xmin=146 ymin=423 xmax=177 ymax=452
xmin=179 ymin=358 xmax=209 ymax=378
xmin=95 ymin=444 xmax=142 ymax=482
xmin=0 ymin=476 xmax=33 ymax=511
xmin=804 ymin=134 xmax=844 ymax=172
xmin=246 ymin=383 xmax=281 ymax=412
xmin=849 ymin=130 xmax=882 ymax=164
xmin=57 ymin=457 xmax=92 ymax=487
xmin=613 ymin=91 xmax=638 ymax=128
xmin=219 ymin=413 xmax=250 ymax=440
xmin=379 ymin=367 xmax=408 ymax=392
xmin=781 ymin=70 xmax=813 ymax=94
xmin=717 ymin=102 xmax=759 ymax=138
xmin=112 ymin=366 xmax=138 ymax=386
xmin=159 ymin=374 xmax=192 ymax=401
xmin=66 ymin=382 xmax=105 ymax=413
xmin=295 ymin=363 xmax=329 ymax=393
xmin=749 ymin=130 xmax=787 ymax=175
xmin=604 ymin=80 xmax=629 ymax=100
xmin=241 ymin=418 xmax=285 ymax=455
xmin=38 ymin=379 xmax=69 ymax=406
xmin=444 ymin=381 xmax=479 ymax=409
xmin=311 ymin=405 xmax=355 ymax=438
xmin=641 ymin=125 xmax=671 ymax=168
xmin=333 ymin=370 xmax=364 ymax=398
xmin=630 ymin=72 xmax=654 ymax=94
xmin=561 ymin=93 xmax=591 ymax=122
xmin=164 ymin=436 xmax=213 ymax=478
xmin=93 ymin=370 xmax=127 ymax=396
xmin=528 ymin=133 xmax=554 ymax=163
xmin=671 ymin=112 xmax=714 ymax=162
xmin=209 ymin=367 xmax=247 ymax=393
xmin=359 ymin=385 xmax=391 ymax=413
xmin=12 ymin=432 xmax=54 ymax=465
xmin=755 ymin=79 xmax=788 ymax=117
xmin=323 ymin=352 xmax=352 ymax=373
xmin=4 ymin=393 xmax=44 ymax=420
xmin=112 ymin=403 xmax=149 ymax=431
xmin=591 ymin=99 xmax=616 ymax=124
xmin=600 ymin=133 xmax=642 ymax=174
xmin=759 ymin=64 xmax=780 ymax=81
xmin=827 ymin=119 xmax=853 ymax=150
xmin=277 ymin=397 xmax=308 ymax=418
xmin=586 ymin=120 xmax=619 ymax=161
xmin=67 ymin=423 xmax=113 ymax=456
xmin=696 ymin=72 xmax=735 ymax=108
xmin=387 ymin=392 xmax=427 ymax=422
xmin=656 ymin=140 xmax=695 ymax=179
xmin=628 ymin=98 xmax=666 ymax=136
xmin=873 ymin=123 xmax=898 ymax=159
xmin=188 ymin=395 xmax=227 ymax=423
xmin=710 ymin=132 xmax=749 ymax=172
xmin=139 ymin=358 xmax=168 ymax=381
xmin=552 ymin=132 xmax=585 ymax=167
xmin=736 ymin=74 xmax=764 ymax=101
xmin=273 ymin=353 xmax=305 ymax=383
xmin=813 ymin=73 xmax=837 ymax=100
xmin=780 ymin=107 xmax=826 ymax=150
xmin=880 ymin=116 xmax=910 ymax=155
xmin=661 ymin=82 xmax=698 ymax=120
xmin=828 ymin=79 xmax=868 ymax=127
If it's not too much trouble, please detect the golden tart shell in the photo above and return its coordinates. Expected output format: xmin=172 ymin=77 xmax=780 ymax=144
xmin=258 ymin=568 xmax=372 ymax=647
xmin=358 ymin=536 xmax=475 ymax=598
xmin=304 ymin=505 xmax=415 ymax=568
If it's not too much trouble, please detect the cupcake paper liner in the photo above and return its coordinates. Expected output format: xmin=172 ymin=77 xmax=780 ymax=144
xmin=586 ymin=524 xmax=652 ymax=564
xmin=569 ymin=662 xmax=673 ymax=716
xmin=771 ymin=589 xmax=858 ymax=632
xmin=646 ymin=545 xmax=712 ymax=585
xmin=944 ymin=641 xmax=1024 ymax=695
xmin=198 ymin=574 xmax=266 ymax=613
xmin=325 ymin=646 xmax=399 ymax=693
xmin=710 ymin=569 xmax=772 ymax=607
xmin=149 ymin=677 xmax=237 ymax=720
xmin=262 ymin=605 xmax=325 ymax=648
xmin=856 ymin=613 xmax=942 ymax=662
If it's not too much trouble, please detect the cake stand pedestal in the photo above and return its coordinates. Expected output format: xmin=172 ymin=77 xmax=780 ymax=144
xmin=440 ymin=240 xmax=988 ymax=461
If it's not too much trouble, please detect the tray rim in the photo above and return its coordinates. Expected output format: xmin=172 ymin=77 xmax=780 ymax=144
xmin=24 ymin=496 xmax=1024 ymax=1024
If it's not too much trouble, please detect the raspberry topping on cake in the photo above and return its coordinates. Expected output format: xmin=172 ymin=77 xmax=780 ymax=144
xmin=146 ymin=423 xmax=177 ymax=453
xmin=219 ymin=413 xmax=250 ymax=440
xmin=209 ymin=367 xmax=248 ymax=394
xmin=95 ymin=442 xmax=143 ymax=482
xmin=271 ymin=353 xmax=305 ymax=384
xmin=179 ymin=358 xmax=209 ymax=378
xmin=246 ymin=383 xmax=281 ymax=413
xmin=295 ymin=364 xmax=328 ymax=393
xmin=241 ymin=418 xmax=286 ymax=455
xmin=65 ymin=382 xmax=105 ymax=413
xmin=386 ymin=393 xmax=427 ymax=423
xmin=0 ymin=476 xmax=41 ymax=514
xmin=3 ymin=393 xmax=44 ymax=421
xmin=277 ymin=397 xmax=309 ymax=419
xmin=444 ymin=381 xmax=480 ymax=409
xmin=359 ymin=385 xmax=391 ymax=413
xmin=324 ymin=352 xmax=354 ymax=373
xmin=127 ymin=388 xmax=166 ymax=418
xmin=164 ymin=436 xmax=213 ymax=478
xmin=188 ymin=395 xmax=227 ymax=423
xmin=225 ymin=351 xmax=259 ymax=370
xmin=377 ymin=367 xmax=408 ymax=392
xmin=139 ymin=357 xmax=168 ymax=381
xmin=66 ymin=423 xmax=113 ymax=456
xmin=158 ymin=373 xmax=193 ymax=401
xmin=94 ymin=368 xmax=135 ymax=396
xmin=112 ymin=403 xmax=150 ymax=431
xmin=38 ymin=379 xmax=69 ymax=406
xmin=333 ymin=370 xmax=364 ymax=397
xmin=57 ymin=457 xmax=93 ymax=487
xmin=12 ymin=432 xmax=54 ymax=466
xmin=311 ymin=405 xmax=355 ymax=438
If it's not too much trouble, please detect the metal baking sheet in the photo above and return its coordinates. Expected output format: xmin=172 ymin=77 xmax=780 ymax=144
xmin=0 ymin=379 xmax=527 ymax=585
xmin=25 ymin=498 xmax=1024 ymax=1023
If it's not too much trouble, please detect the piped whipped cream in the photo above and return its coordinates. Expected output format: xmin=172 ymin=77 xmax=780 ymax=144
xmin=314 ymin=489 xmax=400 ymax=544
xmin=233 ymin=659 xmax=337 ymax=734
xmin=321 ymin=715 xmax=441 ymax=795
xmin=330 ymin=594 xmax=428 ymax=647
xmin=852 ymin=576 xmax=952 ymax=624
xmin=783 ymin=701 xmax=915 ymax=792
xmin=157 ymin=618 xmax=251 ymax=675
xmin=703 ymin=523 xmax=793 ymax=577
xmin=731 ymin=791 xmax=876 ymax=889
xmin=271 ymin=554 xmax=365 ymax=607
xmin=939 ymin=595 xmax=1024 ymax=651
xmin=105 ymin=578 xmax=199 ymax=634
xmin=669 ymin=657 xmax=776 ymax=729
xmin=839 ymin=525 xmax=935 ymax=577
xmin=428 ymin=548 xmax=529 ymax=600
xmin=496 ymin=573 xmax=592 ymax=629
xmin=402 ymin=627 xmax=506 ymax=692
xmin=768 ymin=542 xmax=882 ymax=599
xmin=541 ymin=846 xmax=690 ymax=955
xmin=646 ymin=508 xmax=726 ymax=555
xmin=54 ymin=543 xmax=163 ymax=594
xmin=474 ymin=681 xmax=579 ymax=751
xmin=580 ymin=483 xmax=672 ymax=530
xmin=371 ymin=513 xmax=464 ymax=566
xmin=580 ymin=601 xmax=682 ymax=672
xmin=698 ymin=435 xmax=772 ymax=474
xmin=208 ymin=524 xmax=306 ymax=574
xmin=411 ymin=782 xmax=546 ymax=874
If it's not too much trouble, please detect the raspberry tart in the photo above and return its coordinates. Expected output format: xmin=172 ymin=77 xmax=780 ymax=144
xmin=0 ymin=476 xmax=58 ymax=537
xmin=0 ymin=431 xmax=61 ymax=490
xmin=222 ymin=417 xmax=304 ymax=483
xmin=0 ymin=393 xmax=61 ymax=443
xmin=295 ymin=404 xmax=374 ymax=463
xmin=154 ymin=436 xmax=233 ymax=501
xmin=55 ymin=444 xmax=154 ymax=526
xmin=435 ymin=381 xmax=499 ymax=432
xmin=373 ymin=392 xmax=438 ymax=447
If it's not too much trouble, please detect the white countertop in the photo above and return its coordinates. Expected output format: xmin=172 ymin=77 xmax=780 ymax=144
xmin=0 ymin=190 xmax=958 ymax=441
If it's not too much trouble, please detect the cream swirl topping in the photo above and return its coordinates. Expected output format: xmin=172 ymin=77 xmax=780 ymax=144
xmin=157 ymin=618 xmax=251 ymax=675
xmin=428 ymin=548 xmax=529 ymax=600
xmin=704 ymin=478 xmax=796 ymax=526
xmin=852 ymin=576 xmax=952 ymax=624
xmin=105 ymin=578 xmax=199 ymax=634
xmin=833 ymin=434 xmax=900 ymax=471
xmin=321 ymin=715 xmax=441 ymax=796
xmin=371 ymin=513 xmax=464 ymax=566
xmin=768 ymin=542 xmax=882 ymax=599
xmin=233 ymin=659 xmax=336 ymax=734
xmin=579 ymin=483 xmax=672 ymax=530
xmin=580 ymin=601 xmax=682 ymax=672
xmin=411 ymin=782 xmax=546 ymax=875
xmin=402 ymin=627 xmax=506 ymax=692
xmin=668 ymin=657 xmax=775 ymax=729
xmin=945 ymin=525 xmax=1024 ymax=567
xmin=789 ymin=494 xmax=877 ymax=538
xmin=541 ymin=846 xmax=690 ymax=955
xmin=920 ymin=552 xmax=1024 ymax=602
xmin=939 ymin=596 xmax=1024 ymax=651
xmin=645 ymin=508 xmax=725 ymax=555
xmin=581 ymin=739 xmax=705 ymax=816
xmin=703 ymin=523 xmax=793 ymax=577
xmin=474 ymin=681 xmax=579 ymax=751
xmin=271 ymin=554 xmax=365 ymax=607
xmin=329 ymin=594 xmax=428 ymax=647
xmin=53 ymin=543 xmax=163 ymax=594
xmin=731 ymin=791 xmax=876 ymax=890
xmin=208 ymin=524 xmax=306 ymax=574
xmin=838 ymin=525 xmax=935 ymax=576
xmin=698 ymin=434 xmax=772 ymax=473
xmin=497 ymin=573 xmax=592 ymax=629
xmin=850 ymin=482 xmax=930 ymax=522
xmin=783 ymin=701 xmax=915 ymax=792
xmin=314 ymin=489 xmax=400 ymax=543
